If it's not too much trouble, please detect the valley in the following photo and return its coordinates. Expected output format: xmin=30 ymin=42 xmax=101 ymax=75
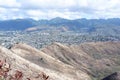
xmin=0 ymin=41 xmax=120 ymax=80
xmin=0 ymin=18 xmax=120 ymax=80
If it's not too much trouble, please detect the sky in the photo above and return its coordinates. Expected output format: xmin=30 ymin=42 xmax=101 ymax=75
xmin=0 ymin=0 xmax=120 ymax=20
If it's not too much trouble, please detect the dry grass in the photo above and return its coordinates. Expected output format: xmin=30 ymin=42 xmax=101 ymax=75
xmin=0 ymin=59 xmax=49 ymax=80
xmin=41 ymin=41 xmax=120 ymax=79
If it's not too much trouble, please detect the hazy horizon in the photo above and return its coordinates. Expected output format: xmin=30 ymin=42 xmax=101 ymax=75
xmin=0 ymin=0 xmax=120 ymax=20
xmin=1 ymin=17 xmax=120 ymax=21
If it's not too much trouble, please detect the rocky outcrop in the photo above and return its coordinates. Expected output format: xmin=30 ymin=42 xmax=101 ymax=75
xmin=102 ymin=72 xmax=120 ymax=80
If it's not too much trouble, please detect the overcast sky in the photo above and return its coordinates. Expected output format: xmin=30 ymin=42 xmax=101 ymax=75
xmin=0 ymin=0 xmax=120 ymax=20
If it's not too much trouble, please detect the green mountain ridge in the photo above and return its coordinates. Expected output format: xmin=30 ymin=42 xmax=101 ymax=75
xmin=0 ymin=18 xmax=120 ymax=33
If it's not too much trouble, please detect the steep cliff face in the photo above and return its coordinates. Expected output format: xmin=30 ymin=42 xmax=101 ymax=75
xmin=41 ymin=41 xmax=120 ymax=79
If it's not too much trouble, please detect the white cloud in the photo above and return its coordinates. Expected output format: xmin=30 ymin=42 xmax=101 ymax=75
xmin=19 ymin=0 xmax=76 ymax=9
xmin=0 ymin=0 xmax=21 ymax=8
xmin=0 ymin=0 xmax=120 ymax=20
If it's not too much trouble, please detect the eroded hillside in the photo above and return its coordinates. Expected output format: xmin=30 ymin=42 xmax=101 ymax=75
xmin=0 ymin=41 xmax=120 ymax=80
xmin=10 ymin=43 xmax=91 ymax=80
xmin=0 ymin=44 xmax=91 ymax=80
xmin=41 ymin=41 xmax=120 ymax=79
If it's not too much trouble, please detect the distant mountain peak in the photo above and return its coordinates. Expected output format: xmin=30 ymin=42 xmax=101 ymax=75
xmin=50 ymin=17 xmax=68 ymax=22
xmin=51 ymin=17 xmax=65 ymax=20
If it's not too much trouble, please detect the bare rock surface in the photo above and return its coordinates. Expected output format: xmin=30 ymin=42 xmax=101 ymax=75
xmin=102 ymin=72 xmax=120 ymax=80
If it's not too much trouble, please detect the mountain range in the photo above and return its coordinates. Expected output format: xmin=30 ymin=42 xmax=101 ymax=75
xmin=0 ymin=17 xmax=120 ymax=80
xmin=0 ymin=18 xmax=120 ymax=34
xmin=0 ymin=41 xmax=120 ymax=80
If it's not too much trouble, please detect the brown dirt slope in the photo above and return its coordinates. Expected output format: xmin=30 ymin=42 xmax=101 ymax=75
xmin=0 ymin=45 xmax=73 ymax=80
xmin=41 ymin=41 xmax=120 ymax=79
xmin=10 ymin=43 xmax=91 ymax=80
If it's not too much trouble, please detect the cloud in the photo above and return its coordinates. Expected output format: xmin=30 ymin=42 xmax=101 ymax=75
xmin=18 ymin=0 xmax=76 ymax=9
xmin=0 ymin=0 xmax=20 ymax=8
xmin=0 ymin=0 xmax=120 ymax=20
